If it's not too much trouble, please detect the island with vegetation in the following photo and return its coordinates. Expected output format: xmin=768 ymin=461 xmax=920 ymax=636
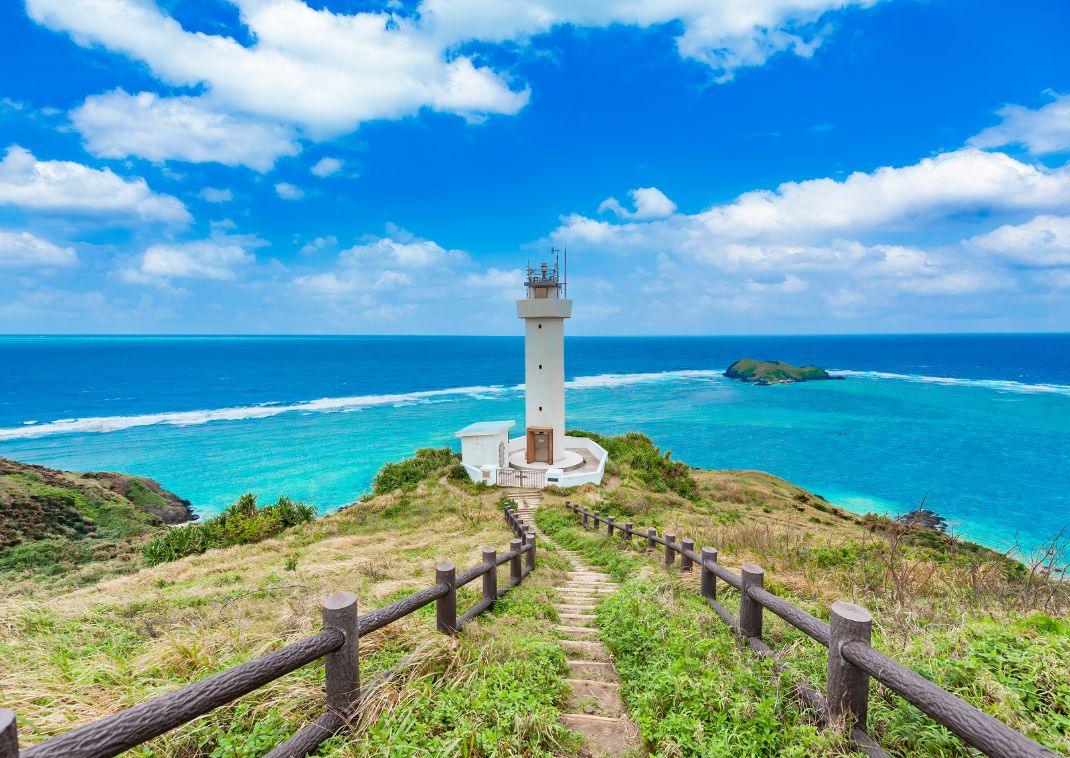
xmin=0 ymin=435 xmax=1066 ymax=756
xmin=724 ymin=357 xmax=844 ymax=385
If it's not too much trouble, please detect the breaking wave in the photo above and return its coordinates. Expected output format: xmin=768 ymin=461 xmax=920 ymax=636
xmin=831 ymin=370 xmax=1070 ymax=397
xmin=0 ymin=369 xmax=722 ymax=441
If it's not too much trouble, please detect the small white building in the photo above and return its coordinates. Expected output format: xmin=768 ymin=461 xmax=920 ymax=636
xmin=454 ymin=252 xmax=607 ymax=489
xmin=454 ymin=420 xmax=514 ymax=484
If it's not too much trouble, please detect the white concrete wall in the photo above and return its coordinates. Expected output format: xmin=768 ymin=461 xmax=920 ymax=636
xmin=520 ymin=299 xmax=571 ymax=463
xmin=460 ymin=430 xmax=509 ymax=468
xmin=551 ymin=436 xmax=609 ymax=488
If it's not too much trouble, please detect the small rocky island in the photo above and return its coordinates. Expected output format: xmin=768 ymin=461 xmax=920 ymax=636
xmin=724 ymin=358 xmax=844 ymax=385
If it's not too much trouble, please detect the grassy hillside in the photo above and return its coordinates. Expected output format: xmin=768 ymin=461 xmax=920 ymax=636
xmin=533 ymin=434 xmax=1070 ymax=756
xmin=0 ymin=457 xmax=194 ymax=592
xmin=2 ymin=436 xmax=1066 ymax=756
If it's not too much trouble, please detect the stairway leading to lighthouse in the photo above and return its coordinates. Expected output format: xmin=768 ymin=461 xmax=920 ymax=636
xmin=509 ymin=491 xmax=642 ymax=756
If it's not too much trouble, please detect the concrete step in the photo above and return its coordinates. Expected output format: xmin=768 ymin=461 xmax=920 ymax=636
xmin=558 ymin=613 xmax=596 ymax=625
xmin=566 ymin=660 xmax=619 ymax=683
xmin=561 ymin=713 xmax=641 ymax=756
xmin=555 ymin=625 xmax=600 ymax=637
xmin=554 ymin=604 xmax=598 ymax=614
xmin=558 ymin=639 xmax=609 ymax=659
xmin=566 ymin=678 xmax=625 ymax=718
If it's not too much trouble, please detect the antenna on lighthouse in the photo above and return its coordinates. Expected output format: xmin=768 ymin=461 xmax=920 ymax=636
xmin=563 ymin=245 xmax=567 ymax=298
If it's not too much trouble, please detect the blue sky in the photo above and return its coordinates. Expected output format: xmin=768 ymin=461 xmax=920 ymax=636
xmin=1 ymin=0 xmax=1069 ymax=335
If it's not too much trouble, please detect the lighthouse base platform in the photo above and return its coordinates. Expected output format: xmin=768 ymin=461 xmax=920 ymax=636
xmin=507 ymin=448 xmax=585 ymax=472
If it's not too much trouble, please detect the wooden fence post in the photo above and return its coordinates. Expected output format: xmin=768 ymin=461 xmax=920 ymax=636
xmin=739 ymin=563 xmax=764 ymax=639
xmin=624 ymin=522 xmax=633 ymax=540
xmin=701 ymin=546 xmax=718 ymax=600
xmin=680 ymin=538 xmax=694 ymax=572
xmin=595 ymin=512 xmax=603 ymax=532
xmin=526 ymin=531 xmax=536 ymax=572
xmin=0 ymin=709 xmax=17 ymax=758
xmin=436 ymin=562 xmax=458 ymax=635
xmin=664 ymin=533 xmax=676 ymax=567
xmin=827 ymin=601 xmax=873 ymax=729
xmin=510 ymin=538 xmax=522 ymax=583
xmin=647 ymin=527 xmax=657 ymax=550
xmin=322 ymin=592 xmax=360 ymax=718
xmin=482 ymin=547 xmax=497 ymax=604
xmin=607 ymin=517 xmax=615 ymax=537
xmin=582 ymin=509 xmax=589 ymax=528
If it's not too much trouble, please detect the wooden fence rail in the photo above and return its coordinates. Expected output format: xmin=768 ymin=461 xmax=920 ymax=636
xmin=0 ymin=505 xmax=537 ymax=758
xmin=566 ymin=502 xmax=1056 ymax=758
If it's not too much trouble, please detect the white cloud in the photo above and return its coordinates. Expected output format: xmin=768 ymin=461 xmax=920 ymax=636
xmin=121 ymin=233 xmax=261 ymax=285
xmin=563 ymin=149 xmax=1070 ymax=255
xmin=969 ymin=215 xmax=1070 ymax=267
xmin=970 ymin=93 xmax=1070 ymax=156
xmin=550 ymin=147 xmax=1070 ymax=322
xmin=28 ymin=0 xmax=878 ymax=151
xmin=298 ymin=235 xmax=337 ymax=255
xmin=339 ymin=235 xmax=469 ymax=270
xmin=311 ymin=157 xmax=344 ymax=177
xmin=72 ymin=90 xmax=301 ymax=171
xmin=275 ymin=182 xmax=304 ymax=200
xmin=0 ymin=145 xmax=190 ymax=225
xmin=599 ymin=186 xmax=677 ymax=220
xmin=0 ymin=230 xmax=78 ymax=268
xmin=198 ymin=187 xmax=234 ymax=203
xmin=465 ymin=267 xmax=523 ymax=289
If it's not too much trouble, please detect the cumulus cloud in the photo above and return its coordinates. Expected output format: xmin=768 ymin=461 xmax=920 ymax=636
xmin=969 ymin=215 xmax=1070 ymax=267
xmin=121 ymin=233 xmax=262 ymax=285
xmin=72 ymin=90 xmax=301 ymax=171
xmin=564 ymin=149 xmax=1070 ymax=254
xmin=970 ymin=93 xmax=1070 ymax=156
xmin=275 ymin=182 xmax=304 ymax=200
xmin=599 ymin=187 xmax=677 ymax=220
xmin=198 ymin=187 xmax=234 ymax=203
xmin=0 ymin=230 xmax=78 ymax=268
xmin=311 ymin=157 xmax=344 ymax=177
xmin=551 ymin=147 xmax=1070 ymax=321
xmin=30 ymin=0 xmax=879 ymax=166
xmin=0 ymin=145 xmax=190 ymax=225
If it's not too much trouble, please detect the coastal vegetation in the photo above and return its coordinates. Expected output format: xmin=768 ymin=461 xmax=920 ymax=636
xmin=724 ymin=358 xmax=842 ymax=385
xmin=1 ymin=436 xmax=1067 ymax=755
xmin=142 ymin=493 xmax=316 ymax=566
xmin=0 ymin=457 xmax=193 ymax=590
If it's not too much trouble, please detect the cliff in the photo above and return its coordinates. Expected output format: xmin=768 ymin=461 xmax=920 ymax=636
xmin=0 ymin=457 xmax=193 ymax=550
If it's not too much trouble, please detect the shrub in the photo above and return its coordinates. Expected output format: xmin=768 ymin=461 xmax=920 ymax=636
xmin=142 ymin=494 xmax=315 ymax=566
xmin=370 ymin=447 xmax=459 ymax=495
xmin=567 ymin=430 xmax=699 ymax=499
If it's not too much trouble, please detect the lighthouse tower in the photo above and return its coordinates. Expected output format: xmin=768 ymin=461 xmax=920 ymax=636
xmin=453 ymin=249 xmax=606 ymax=488
xmin=517 ymin=254 xmax=571 ymax=464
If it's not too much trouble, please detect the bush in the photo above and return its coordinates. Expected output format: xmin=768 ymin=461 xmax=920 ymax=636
xmin=142 ymin=494 xmax=315 ymax=566
xmin=370 ymin=447 xmax=459 ymax=495
xmin=567 ymin=430 xmax=699 ymax=499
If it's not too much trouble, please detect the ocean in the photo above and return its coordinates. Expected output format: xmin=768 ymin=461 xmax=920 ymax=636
xmin=1 ymin=334 xmax=1068 ymax=556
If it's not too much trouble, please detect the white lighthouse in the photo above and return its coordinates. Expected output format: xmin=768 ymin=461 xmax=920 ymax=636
xmin=454 ymin=250 xmax=607 ymax=489
xmin=518 ymin=256 xmax=570 ymax=464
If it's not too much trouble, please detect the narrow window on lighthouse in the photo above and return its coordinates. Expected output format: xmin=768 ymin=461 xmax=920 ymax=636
xmin=538 ymin=364 xmax=543 ymax=369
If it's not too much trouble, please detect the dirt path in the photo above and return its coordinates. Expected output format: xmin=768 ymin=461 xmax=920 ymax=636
xmin=508 ymin=490 xmax=642 ymax=757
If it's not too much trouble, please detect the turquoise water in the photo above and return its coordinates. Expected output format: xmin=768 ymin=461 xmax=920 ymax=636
xmin=1 ymin=335 xmax=1068 ymax=556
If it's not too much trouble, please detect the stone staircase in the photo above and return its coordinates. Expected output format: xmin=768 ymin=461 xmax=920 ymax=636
xmin=509 ymin=492 xmax=641 ymax=756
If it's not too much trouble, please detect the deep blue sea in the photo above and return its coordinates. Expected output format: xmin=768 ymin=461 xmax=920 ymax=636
xmin=1 ymin=334 xmax=1068 ymax=557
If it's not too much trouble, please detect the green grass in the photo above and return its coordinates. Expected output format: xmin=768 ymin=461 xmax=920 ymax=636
xmin=537 ymin=500 xmax=1070 ymax=756
xmin=369 ymin=447 xmax=459 ymax=496
xmin=567 ymin=430 xmax=699 ymax=500
xmin=142 ymin=494 xmax=316 ymax=565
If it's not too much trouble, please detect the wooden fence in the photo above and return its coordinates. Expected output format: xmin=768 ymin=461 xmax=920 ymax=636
xmin=0 ymin=506 xmax=538 ymax=758
xmin=566 ymin=502 xmax=1057 ymax=758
